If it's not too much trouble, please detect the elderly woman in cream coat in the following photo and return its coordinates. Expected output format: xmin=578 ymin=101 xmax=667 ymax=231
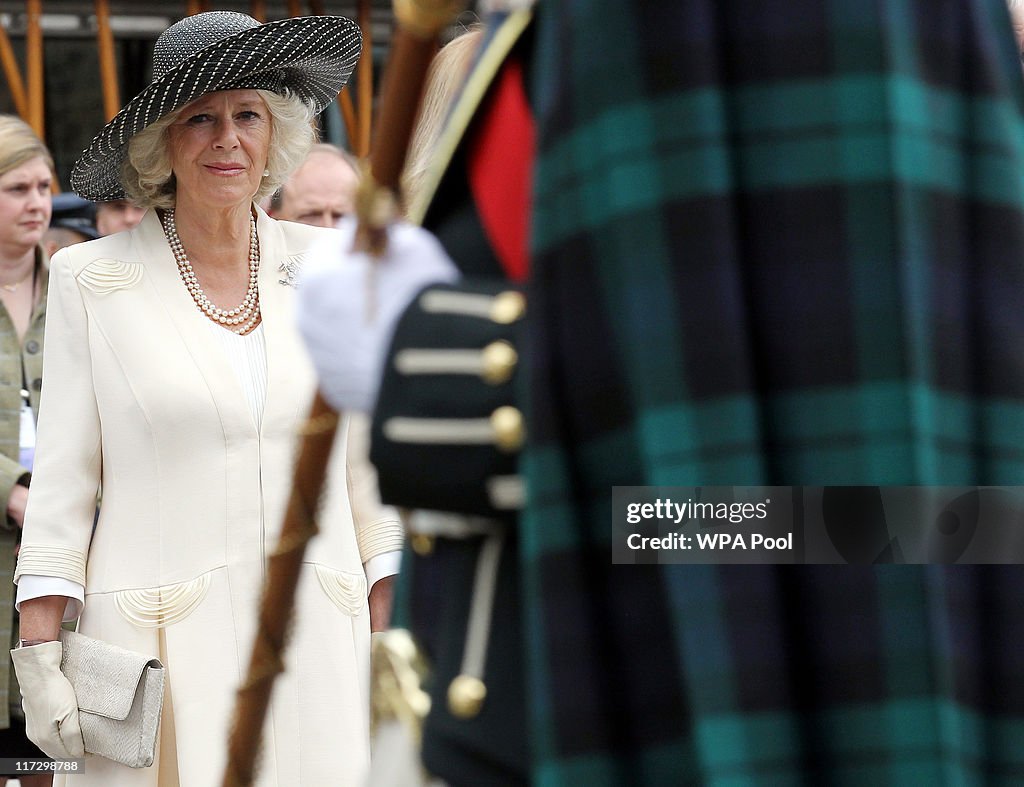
xmin=9 ymin=12 xmax=401 ymax=787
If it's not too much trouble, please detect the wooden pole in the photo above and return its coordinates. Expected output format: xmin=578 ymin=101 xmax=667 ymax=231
xmin=339 ymin=88 xmax=358 ymax=152
xmin=354 ymin=0 xmax=467 ymax=254
xmin=249 ymin=0 xmax=267 ymax=22
xmin=95 ymin=0 xmax=120 ymax=121
xmin=0 ymin=23 xmax=27 ymax=119
xmin=309 ymin=0 xmax=326 ymax=15
xmin=356 ymin=0 xmax=373 ymax=157
xmin=286 ymin=0 xmax=303 ymax=18
xmin=220 ymin=395 xmax=338 ymax=787
xmin=25 ymin=0 xmax=43 ymax=138
xmin=221 ymin=2 xmax=466 ymax=784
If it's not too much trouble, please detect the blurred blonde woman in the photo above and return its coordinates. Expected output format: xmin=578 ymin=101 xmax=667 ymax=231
xmin=402 ymin=27 xmax=484 ymax=210
xmin=0 ymin=114 xmax=54 ymax=787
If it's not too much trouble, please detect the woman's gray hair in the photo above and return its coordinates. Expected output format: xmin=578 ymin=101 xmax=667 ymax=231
xmin=122 ymin=90 xmax=317 ymax=209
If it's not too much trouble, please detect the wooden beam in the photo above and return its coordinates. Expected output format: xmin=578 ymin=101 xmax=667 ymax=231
xmin=25 ymin=0 xmax=43 ymax=138
xmin=0 ymin=23 xmax=27 ymax=119
xmin=338 ymin=87 xmax=358 ymax=151
xmin=249 ymin=0 xmax=268 ymax=22
xmin=356 ymin=0 xmax=373 ymax=157
xmin=95 ymin=0 xmax=120 ymax=121
xmin=286 ymin=0 xmax=303 ymax=17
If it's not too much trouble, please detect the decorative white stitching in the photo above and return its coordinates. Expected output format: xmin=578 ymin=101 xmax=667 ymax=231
xmin=114 ymin=574 xmax=212 ymax=628
xmin=77 ymin=259 xmax=144 ymax=295
xmin=314 ymin=565 xmax=366 ymax=616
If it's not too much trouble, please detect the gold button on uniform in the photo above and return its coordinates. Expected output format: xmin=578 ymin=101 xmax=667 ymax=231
xmin=410 ymin=534 xmax=435 ymax=556
xmin=480 ymin=340 xmax=518 ymax=385
xmin=447 ymin=674 xmax=487 ymax=718
xmin=490 ymin=290 xmax=526 ymax=324
xmin=491 ymin=406 xmax=525 ymax=452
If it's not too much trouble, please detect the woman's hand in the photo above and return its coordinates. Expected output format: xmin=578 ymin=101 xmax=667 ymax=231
xmin=13 ymin=595 xmax=84 ymax=757
xmin=10 ymin=641 xmax=85 ymax=759
xmin=19 ymin=595 xmax=66 ymax=642
xmin=368 ymin=575 xmax=395 ymax=632
xmin=7 ymin=482 xmax=28 ymax=528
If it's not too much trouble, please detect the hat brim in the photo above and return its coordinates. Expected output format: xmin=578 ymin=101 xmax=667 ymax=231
xmin=71 ymin=15 xmax=361 ymax=202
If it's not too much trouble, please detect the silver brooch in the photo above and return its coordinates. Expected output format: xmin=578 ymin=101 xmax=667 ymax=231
xmin=278 ymin=254 xmax=304 ymax=288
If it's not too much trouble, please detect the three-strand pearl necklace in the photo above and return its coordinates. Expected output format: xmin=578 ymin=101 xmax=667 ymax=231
xmin=160 ymin=208 xmax=261 ymax=335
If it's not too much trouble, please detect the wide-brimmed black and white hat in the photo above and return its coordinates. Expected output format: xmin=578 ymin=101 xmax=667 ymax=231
xmin=71 ymin=11 xmax=361 ymax=201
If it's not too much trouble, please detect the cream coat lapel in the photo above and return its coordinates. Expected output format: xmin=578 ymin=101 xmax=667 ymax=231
xmin=132 ymin=209 xmax=257 ymax=438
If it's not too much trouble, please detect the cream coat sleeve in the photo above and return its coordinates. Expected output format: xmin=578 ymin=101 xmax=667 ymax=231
xmin=14 ymin=250 xmax=101 ymax=588
xmin=345 ymin=413 xmax=403 ymax=564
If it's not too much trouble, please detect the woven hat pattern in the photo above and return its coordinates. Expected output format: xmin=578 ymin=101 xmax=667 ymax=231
xmin=71 ymin=12 xmax=360 ymax=201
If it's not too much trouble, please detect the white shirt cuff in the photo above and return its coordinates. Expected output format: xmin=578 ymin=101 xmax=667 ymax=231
xmin=364 ymin=551 xmax=401 ymax=593
xmin=16 ymin=575 xmax=84 ymax=622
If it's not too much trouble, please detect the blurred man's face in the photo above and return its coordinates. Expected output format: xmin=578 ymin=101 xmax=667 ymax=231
xmin=96 ymin=199 xmax=146 ymax=235
xmin=273 ymin=152 xmax=359 ymax=228
xmin=43 ymin=227 xmax=91 ymax=258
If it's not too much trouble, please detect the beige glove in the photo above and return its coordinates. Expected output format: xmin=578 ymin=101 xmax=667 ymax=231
xmin=10 ymin=640 xmax=85 ymax=758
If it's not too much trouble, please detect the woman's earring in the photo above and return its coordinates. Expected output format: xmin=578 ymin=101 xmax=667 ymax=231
xmin=263 ymin=169 xmax=270 ymax=178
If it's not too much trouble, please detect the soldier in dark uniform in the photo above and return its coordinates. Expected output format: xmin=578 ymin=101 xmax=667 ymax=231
xmin=300 ymin=1 xmax=1024 ymax=784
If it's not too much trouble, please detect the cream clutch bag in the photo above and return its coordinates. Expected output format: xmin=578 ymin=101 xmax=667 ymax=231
xmin=58 ymin=630 xmax=165 ymax=768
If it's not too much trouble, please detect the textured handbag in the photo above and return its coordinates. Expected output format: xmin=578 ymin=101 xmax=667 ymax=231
xmin=58 ymin=630 xmax=165 ymax=768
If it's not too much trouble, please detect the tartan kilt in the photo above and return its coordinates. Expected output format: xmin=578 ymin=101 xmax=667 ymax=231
xmin=522 ymin=1 xmax=1024 ymax=784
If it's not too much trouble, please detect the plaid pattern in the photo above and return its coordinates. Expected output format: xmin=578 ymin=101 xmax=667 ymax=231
xmin=522 ymin=1 xmax=1024 ymax=785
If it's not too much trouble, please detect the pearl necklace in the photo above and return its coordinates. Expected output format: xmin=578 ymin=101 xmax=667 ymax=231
xmin=160 ymin=208 xmax=261 ymax=335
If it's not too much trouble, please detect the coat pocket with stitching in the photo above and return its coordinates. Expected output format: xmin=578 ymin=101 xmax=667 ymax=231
xmin=113 ymin=573 xmax=212 ymax=628
xmin=313 ymin=564 xmax=366 ymax=616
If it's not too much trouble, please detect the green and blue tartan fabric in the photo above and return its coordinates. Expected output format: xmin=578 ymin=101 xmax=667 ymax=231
xmin=522 ymin=1 xmax=1024 ymax=785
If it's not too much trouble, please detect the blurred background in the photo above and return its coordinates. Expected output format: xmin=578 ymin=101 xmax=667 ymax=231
xmin=0 ymin=1 xmax=474 ymax=190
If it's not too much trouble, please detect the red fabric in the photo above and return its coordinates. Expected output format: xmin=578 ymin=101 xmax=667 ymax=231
xmin=467 ymin=57 xmax=535 ymax=282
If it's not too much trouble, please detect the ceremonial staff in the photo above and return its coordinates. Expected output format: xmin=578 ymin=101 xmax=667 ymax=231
xmin=221 ymin=2 xmax=466 ymax=784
